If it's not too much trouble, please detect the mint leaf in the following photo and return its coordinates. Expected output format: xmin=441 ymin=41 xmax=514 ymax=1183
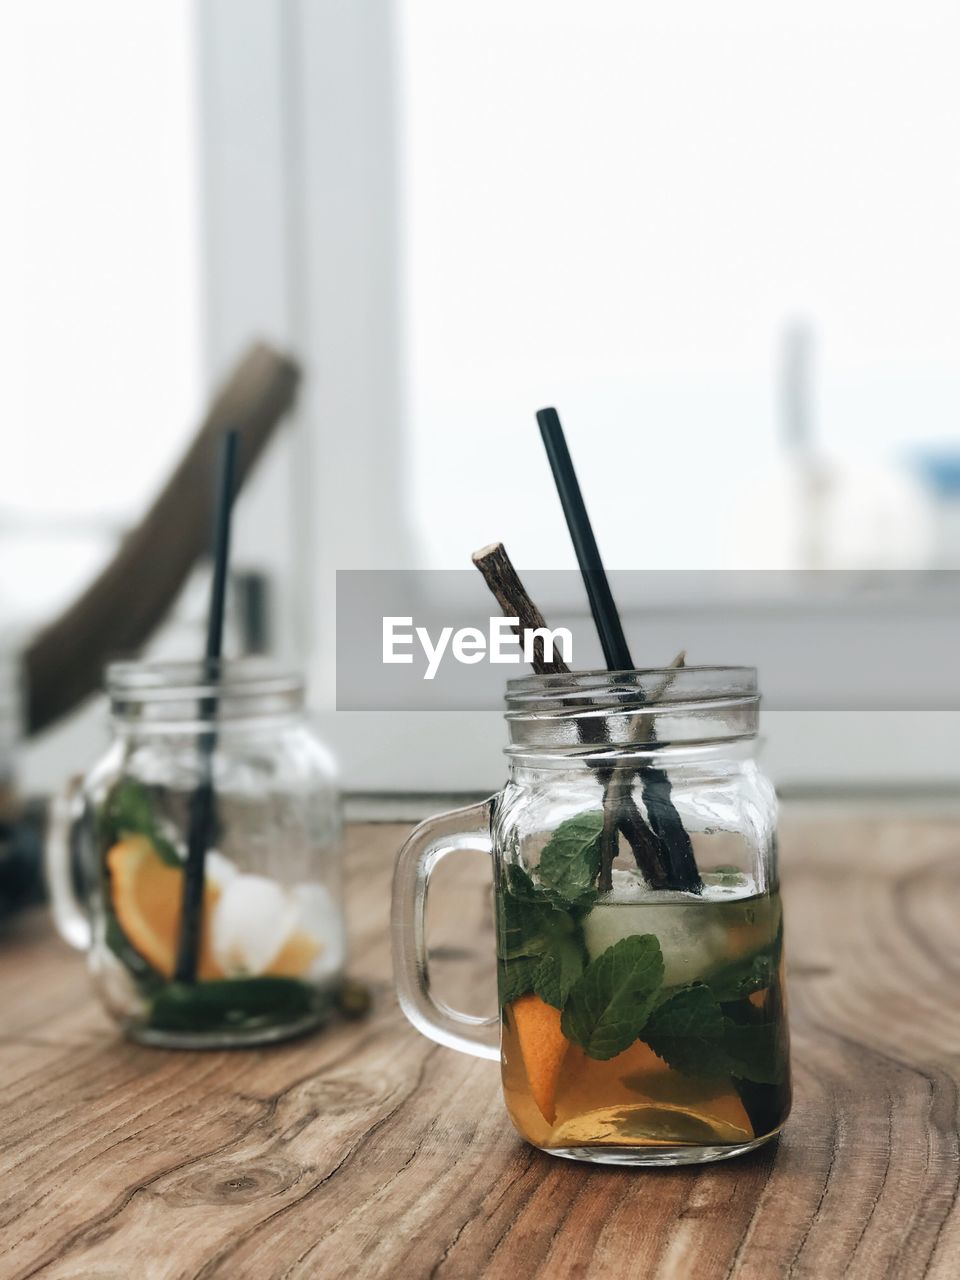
xmin=497 ymin=863 xmax=586 ymax=1009
xmin=498 ymin=955 xmax=538 ymax=1005
xmin=643 ymin=984 xmax=730 ymax=1077
xmin=149 ymin=977 xmax=320 ymax=1032
xmin=502 ymin=864 xmax=543 ymax=903
xmin=533 ymin=935 xmax=586 ymax=1009
xmin=537 ymin=811 xmax=603 ymax=900
xmin=499 ymin=884 xmax=570 ymax=961
xmin=724 ymin=1019 xmax=787 ymax=1085
xmin=101 ymin=780 xmax=154 ymax=838
xmin=703 ymin=948 xmax=776 ymax=1003
xmin=100 ymin=780 xmax=181 ymax=868
xmin=643 ymin=983 xmax=788 ymax=1085
xmin=503 ymin=861 xmax=596 ymax=915
xmin=497 ymin=861 xmax=597 ymax=1010
xmin=104 ymin=911 xmax=164 ymax=993
xmin=561 ymin=934 xmax=664 ymax=1060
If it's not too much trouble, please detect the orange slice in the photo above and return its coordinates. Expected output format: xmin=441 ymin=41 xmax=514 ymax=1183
xmin=266 ymin=930 xmax=323 ymax=977
xmin=106 ymin=835 xmax=223 ymax=979
xmin=510 ymin=993 xmax=569 ymax=1124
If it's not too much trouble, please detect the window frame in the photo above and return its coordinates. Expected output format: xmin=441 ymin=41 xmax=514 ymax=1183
xmin=196 ymin=0 xmax=960 ymax=794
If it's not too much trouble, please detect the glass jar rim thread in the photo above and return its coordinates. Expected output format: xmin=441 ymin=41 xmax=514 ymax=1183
xmin=504 ymin=665 xmax=759 ymax=759
xmin=106 ymin=658 xmax=304 ymax=730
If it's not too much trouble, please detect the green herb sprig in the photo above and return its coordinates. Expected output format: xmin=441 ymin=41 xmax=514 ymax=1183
xmin=496 ymin=865 xmax=587 ymax=1009
xmin=99 ymin=779 xmax=182 ymax=868
xmin=496 ymin=812 xmax=787 ymax=1087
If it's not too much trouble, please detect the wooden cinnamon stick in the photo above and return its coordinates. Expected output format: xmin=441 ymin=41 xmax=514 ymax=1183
xmin=471 ymin=544 xmax=570 ymax=675
xmin=472 ymin=541 xmax=667 ymax=887
xmin=471 ymin=542 xmax=703 ymax=892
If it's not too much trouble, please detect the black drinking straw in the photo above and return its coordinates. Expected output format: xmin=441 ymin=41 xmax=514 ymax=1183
xmin=536 ymin=407 xmax=634 ymax=670
xmin=535 ymin=407 xmax=702 ymax=893
xmin=174 ymin=429 xmax=240 ymax=983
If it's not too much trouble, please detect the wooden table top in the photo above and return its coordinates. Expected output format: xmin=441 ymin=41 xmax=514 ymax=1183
xmin=1 ymin=808 xmax=958 ymax=1279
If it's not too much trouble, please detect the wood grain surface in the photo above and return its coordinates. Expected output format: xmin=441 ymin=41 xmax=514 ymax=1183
xmin=0 ymin=809 xmax=958 ymax=1279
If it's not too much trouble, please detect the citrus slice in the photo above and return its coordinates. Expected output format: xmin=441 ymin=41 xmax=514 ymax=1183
xmin=106 ymin=835 xmax=223 ymax=979
xmin=266 ymin=930 xmax=323 ymax=977
xmin=510 ymin=993 xmax=569 ymax=1124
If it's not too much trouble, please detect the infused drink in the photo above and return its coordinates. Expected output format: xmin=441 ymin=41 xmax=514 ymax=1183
xmin=44 ymin=661 xmax=347 ymax=1047
xmin=393 ymin=665 xmax=790 ymax=1166
xmin=92 ymin=778 xmax=345 ymax=1042
xmin=497 ymin=845 xmax=790 ymax=1162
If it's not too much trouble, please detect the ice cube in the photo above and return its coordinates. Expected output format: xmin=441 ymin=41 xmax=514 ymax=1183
xmin=583 ymin=898 xmax=734 ymax=987
xmin=211 ymin=874 xmax=299 ymax=976
xmin=204 ymin=850 xmax=238 ymax=890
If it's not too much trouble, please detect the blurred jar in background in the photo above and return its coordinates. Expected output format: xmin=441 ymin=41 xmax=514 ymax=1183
xmin=46 ymin=659 xmax=344 ymax=1047
xmin=0 ymin=636 xmax=19 ymax=829
xmin=0 ymin=636 xmax=20 ymax=909
xmin=0 ymin=633 xmax=43 ymax=922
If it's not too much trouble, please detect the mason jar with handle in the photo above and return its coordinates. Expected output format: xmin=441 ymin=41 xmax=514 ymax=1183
xmin=46 ymin=659 xmax=345 ymax=1047
xmin=392 ymin=666 xmax=790 ymax=1166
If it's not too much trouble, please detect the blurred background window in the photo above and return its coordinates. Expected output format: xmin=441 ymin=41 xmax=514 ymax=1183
xmin=399 ymin=0 xmax=960 ymax=575
xmin=7 ymin=0 xmax=960 ymax=793
xmin=1 ymin=0 xmax=202 ymax=627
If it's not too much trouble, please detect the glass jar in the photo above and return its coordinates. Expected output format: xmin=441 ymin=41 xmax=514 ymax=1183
xmin=47 ymin=660 xmax=344 ymax=1048
xmin=0 ymin=635 xmax=26 ymax=918
xmin=393 ymin=666 xmax=790 ymax=1166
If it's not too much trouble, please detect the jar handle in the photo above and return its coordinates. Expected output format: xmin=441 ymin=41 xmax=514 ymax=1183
xmin=391 ymin=797 xmax=500 ymax=1061
xmin=44 ymin=777 xmax=91 ymax=950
